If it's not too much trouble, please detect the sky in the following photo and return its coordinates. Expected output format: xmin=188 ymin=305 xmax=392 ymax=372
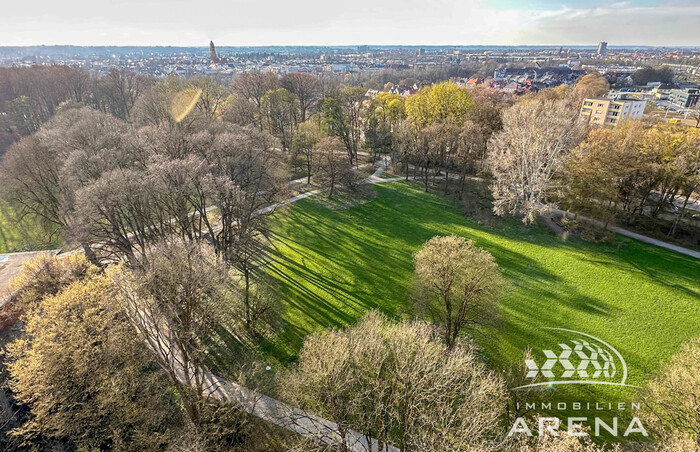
xmin=1 ymin=0 xmax=699 ymax=47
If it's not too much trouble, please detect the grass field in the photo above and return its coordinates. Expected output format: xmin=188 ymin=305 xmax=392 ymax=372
xmin=0 ymin=201 xmax=59 ymax=254
xmin=257 ymin=180 xmax=700 ymax=425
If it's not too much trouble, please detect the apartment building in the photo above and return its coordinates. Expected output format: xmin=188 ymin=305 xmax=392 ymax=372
xmin=579 ymin=95 xmax=646 ymax=126
xmin=668 ymin=87 xmax=700 ymax=108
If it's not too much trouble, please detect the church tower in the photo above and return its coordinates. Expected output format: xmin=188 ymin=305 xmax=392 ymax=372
xmin=209 ymin=41 xmax=219 ymax=63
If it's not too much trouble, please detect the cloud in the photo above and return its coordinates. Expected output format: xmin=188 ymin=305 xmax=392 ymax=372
xmin=513 ymin=3 xmax=700 ymax=45
xmin=0 ymin=0 xmax=698 ymax=46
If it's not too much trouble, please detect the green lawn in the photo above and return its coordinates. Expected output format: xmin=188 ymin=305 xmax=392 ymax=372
xmin=258 ymin=181 xmax=700 ymax=425
xmin=0 ymin=201 xmax=59 ymax=253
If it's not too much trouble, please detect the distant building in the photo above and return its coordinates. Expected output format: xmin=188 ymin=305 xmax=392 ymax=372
xmin=597 ymin=41 xmax=608 ymax=55
xmin=209 ymin=41 xmax=219 ymax=63
xmin=668 ymin=87 xmax=700 ymax=108
xmin=580 ymin=94 xmax=646 ymax=126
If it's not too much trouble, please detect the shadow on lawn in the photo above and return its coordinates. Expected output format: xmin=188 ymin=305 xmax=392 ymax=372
xmin=261 ymin=182 xmax=618 ymax=363
xmin=583 ymin=243 xmax=700 ymax=301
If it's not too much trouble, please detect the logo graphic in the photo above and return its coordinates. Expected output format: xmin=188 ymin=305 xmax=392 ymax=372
xmin=513 ymin=328 xmax=638 ymax=390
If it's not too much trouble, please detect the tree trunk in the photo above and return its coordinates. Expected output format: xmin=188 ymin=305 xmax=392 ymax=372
xmin=244 ymin=264 xmax=251 ymax=330
xmin=306 ymin=156 xmax=312 ymax=184
xmin=81 ymin=239 xmax=101 ymax=267
xmin=669 ymin=191 xmax=691 ymax=237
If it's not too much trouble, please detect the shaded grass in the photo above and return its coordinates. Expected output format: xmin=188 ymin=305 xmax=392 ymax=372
xmin=258 ymin=181 xmax=700 ymax=427
xmin=0 ymin=201 xmax=60 ymax=253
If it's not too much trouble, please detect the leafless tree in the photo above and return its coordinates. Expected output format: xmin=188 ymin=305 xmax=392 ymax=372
xmin=412 ymin=235 xmax=504 ymax=349
xmin=231 ymin=71 xmax=279 ymax=122
xmin=260 ymin=88 xmax=300 ymax=151
xmin=641 ymin=335 xmax=700 ymax=448
xmin=114 ymin=241 xmax=230 ymax=426
xmin=284 ymin=311 xmax=507 ymax=452
xmin=195 ymin=125 xmax=288 ymax=330
xmin=94 ymin=68 xmax=151 ymax=121
xmin=291 ymin=120 xmax=321 ymax=184
xmin=0 ymin=136 xmax=66 ymax=235
xmin=281 ymin=72 xmax=321 ymax=122
xmin=313 ymin=137 xmax=356 ymax=199
xmin=488 ymin=99 xmax=586 ymax=223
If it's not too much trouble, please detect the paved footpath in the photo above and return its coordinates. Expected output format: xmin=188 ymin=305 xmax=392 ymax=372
xmin=411 ymin=169 xmax=699 ymax=260
xmin=549 ymin=207 xmax=700 ymax=260
xmin=0 ymin=250 xmax=60 ymax=305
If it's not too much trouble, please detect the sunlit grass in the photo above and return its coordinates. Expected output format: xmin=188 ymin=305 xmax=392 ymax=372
xmin=254 ymin=180 xmax=699 ymax=427
xmin=0 ymin=201 xmax=60 ymax=253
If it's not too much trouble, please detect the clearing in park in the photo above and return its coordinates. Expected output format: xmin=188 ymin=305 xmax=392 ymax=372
xmin=208 ymin=180 xmax=700 ymax=423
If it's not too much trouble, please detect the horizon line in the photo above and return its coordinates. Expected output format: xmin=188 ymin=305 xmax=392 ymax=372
xmin=1 ymin=44 xmax=699 ymax=49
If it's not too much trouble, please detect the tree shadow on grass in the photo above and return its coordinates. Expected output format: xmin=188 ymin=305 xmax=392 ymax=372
xmin=580 ymin=243 xmax=700 ymax=301
xmin=264 ymin=183 xmax=618 ymax=365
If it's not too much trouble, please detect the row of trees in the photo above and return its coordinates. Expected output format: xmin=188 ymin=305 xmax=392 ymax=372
xmin=486 ymin=95 xmax=699 ymax=240
xmin=562 ymin=122 xmax=700 ymax=236
xmin=1 ymin=99 xmax=287 ymax=336
xmin=0 ymin=66 xmax=152 ymax=153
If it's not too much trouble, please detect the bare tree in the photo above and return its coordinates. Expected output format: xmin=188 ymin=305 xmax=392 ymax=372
xmin=94 ymin=68 xmax=151 ymax=121
xmin=261 ymin=88 xmax=300 ymax=151
xmin=412 ymin=235 xmax=503 ymax=349
xmin=488 ymin=99 xmax=586 ymax=223
xmin=0 ymin=136 xmax=66 ymax=235
xmin=72 ymin=167 xmax=168 ymax=263
xmin=641 ymin=335 xmax=700 ymax=448
xmin=284 ymin=311 xmax=507 ymax=452
xmin=196 ymin=126 xmax=287 ymax=331
xmin=281 ymin=72 xmax=321 ymax=122
xmin=115 ymin=241 xmax=230 ymax=426
xmin=455 ymin=120 xmax=487 ymax=197
xmin=313 ymin=137 xmax=355 ymax=199
xmin=221 ymin=93 xmax=258 ymax=127
xmin=291 ymin=121 xmax=321 ymax=184
xmin=322 ymin=86 xmax=365 ymax=166
xmin=231 ymin=71 xmax=279 ymax=126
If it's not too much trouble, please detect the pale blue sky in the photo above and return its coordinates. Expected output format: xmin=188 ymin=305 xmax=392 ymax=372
xmin=1 ymin=0 xmax=698 ymax=46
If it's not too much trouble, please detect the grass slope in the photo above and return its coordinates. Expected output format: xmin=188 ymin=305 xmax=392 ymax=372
xmin=260 ymin=181 xmax=700 ymax=422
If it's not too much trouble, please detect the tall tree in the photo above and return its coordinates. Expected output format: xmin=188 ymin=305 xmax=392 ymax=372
xmin=261 ymin=88 xmax=300 ymax=151
xmin=291 ymin=120 xmax=321 ymax=184
xmin=322 ymin=86 xmax=365 ymax=165
xmin=231 ymin=71 xmax=279 ymax=125
xmin=313 ymin=137 xmax=355 ymax=199
xmin=488 ymin=99 xmax=586 ymax=223
xmin=280 ymin=72 xmax=321 ymax=122
xmin=115 ymin=241 xmax=229 ymax=427
xmin=412 ymin=235 xmax=503 ymax=349
xmin=94 ymin=68 xmax=151 ymax=121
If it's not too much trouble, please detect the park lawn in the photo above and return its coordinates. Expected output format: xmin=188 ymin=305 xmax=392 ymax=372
xmin=258 ymin=180 xmax=700 ymax=422
xmin=0 ymin=201 xmax=60 ymax=254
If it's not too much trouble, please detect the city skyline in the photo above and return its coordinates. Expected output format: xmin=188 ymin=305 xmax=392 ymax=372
xmin=2 ymin=0 xmax=699 ymax=47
